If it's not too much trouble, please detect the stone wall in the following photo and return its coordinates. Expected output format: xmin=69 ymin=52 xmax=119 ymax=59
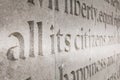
xmin=0 ymin=0 xmax=120 ymax=80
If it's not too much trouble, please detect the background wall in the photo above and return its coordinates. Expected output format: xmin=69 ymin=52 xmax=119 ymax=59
xmin=0 ymin=0 xmax=120 ymax=80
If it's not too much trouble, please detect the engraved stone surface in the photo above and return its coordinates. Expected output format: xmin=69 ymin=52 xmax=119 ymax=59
xmin=0 ymin=0 xmax=120 ymax=80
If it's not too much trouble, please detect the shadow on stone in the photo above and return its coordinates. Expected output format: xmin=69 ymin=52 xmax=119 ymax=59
xmin=26 ymin=77 xmax=32 ymax=80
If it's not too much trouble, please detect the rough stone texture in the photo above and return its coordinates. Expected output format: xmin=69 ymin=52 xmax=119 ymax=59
xmin=0 ymin=0 xmax=120 ymax=80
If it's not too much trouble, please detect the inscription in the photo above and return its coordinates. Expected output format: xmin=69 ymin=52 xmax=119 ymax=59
xmin=58 ymin=53 xmax=118 ymax=80
xmin=50 ymin=27 xmax=119 ymax=53
xmin=1 ymin=0 xmax=120 ymax=80
xmin=7 ymin=21 xmax=43 ymax=60
xmin=7 ymin=20 xmax=120 ymax=60
xmin=28 ymin=0 xmax=35 ymax=5
xmin=8 ymin=32 xmax=25 ymax=59
xmin=36 ymin=0 xmax=120 ymax=27
xmin=104 ymin=0 xmax=120 ymax=10
xmin=107 ymin=69 xmax=120 ymax=80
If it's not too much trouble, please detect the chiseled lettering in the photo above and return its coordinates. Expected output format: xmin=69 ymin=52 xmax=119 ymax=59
xmin=88 ymin=29 xmax=91 ymax=48
xmin=56 ymin=29 xmax=63 ymax=52
xmin=50 ymin=25 xmax=55 ymax=54
xmin=74 ymin=0 xmax=80 ymax=16
xmin=59 ymin=66 xmax=64 ymax=80
xmin=48 ymin=0 xmax=59 ymax=11
xmin=64 ymin=74 xmax=69 ymax=80
xmin=84 ymin=33 xmax=87 ymax=48
xmin=74 ymin=35 xmax=81 ymax=50
xmin=55 ymin=0 xmax=59 ymax=11
xmin=65 ymin=0 xmax=68 ymax=13
xmin=39 ymin=0 xmax=43 ymax=7
xmin=81 ymin=3 xmax=87 ymax=18
xmin=81 ymin=28 xmax=84 ymax=49
xmin=65 ymin=34 xmax=71 ymax=52
xmin=71 ymin=71 xmax=76 ymax=80
xmin=8 ymin=32 xmax=25 ymax=60
xmin=27 ymin=0 xmax=35 ymax=5
xmin=70 ymin=0 xmax=73 ymax=14
xmin=28 ymin=21 xmax=43 ymax=56
xmin=48 ymin=0 xmax=53 ymax=9
xmin=76 ymin=68 xmax=84 ymax=80
xmin=37 ymin=22 xmax=43 ymax=56
xmin=28 ymin=21 xmax=35 ymax=57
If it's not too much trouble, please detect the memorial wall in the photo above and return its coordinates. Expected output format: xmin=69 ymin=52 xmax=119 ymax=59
xmin=0 ymin=0 xmax=120 ymax=80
